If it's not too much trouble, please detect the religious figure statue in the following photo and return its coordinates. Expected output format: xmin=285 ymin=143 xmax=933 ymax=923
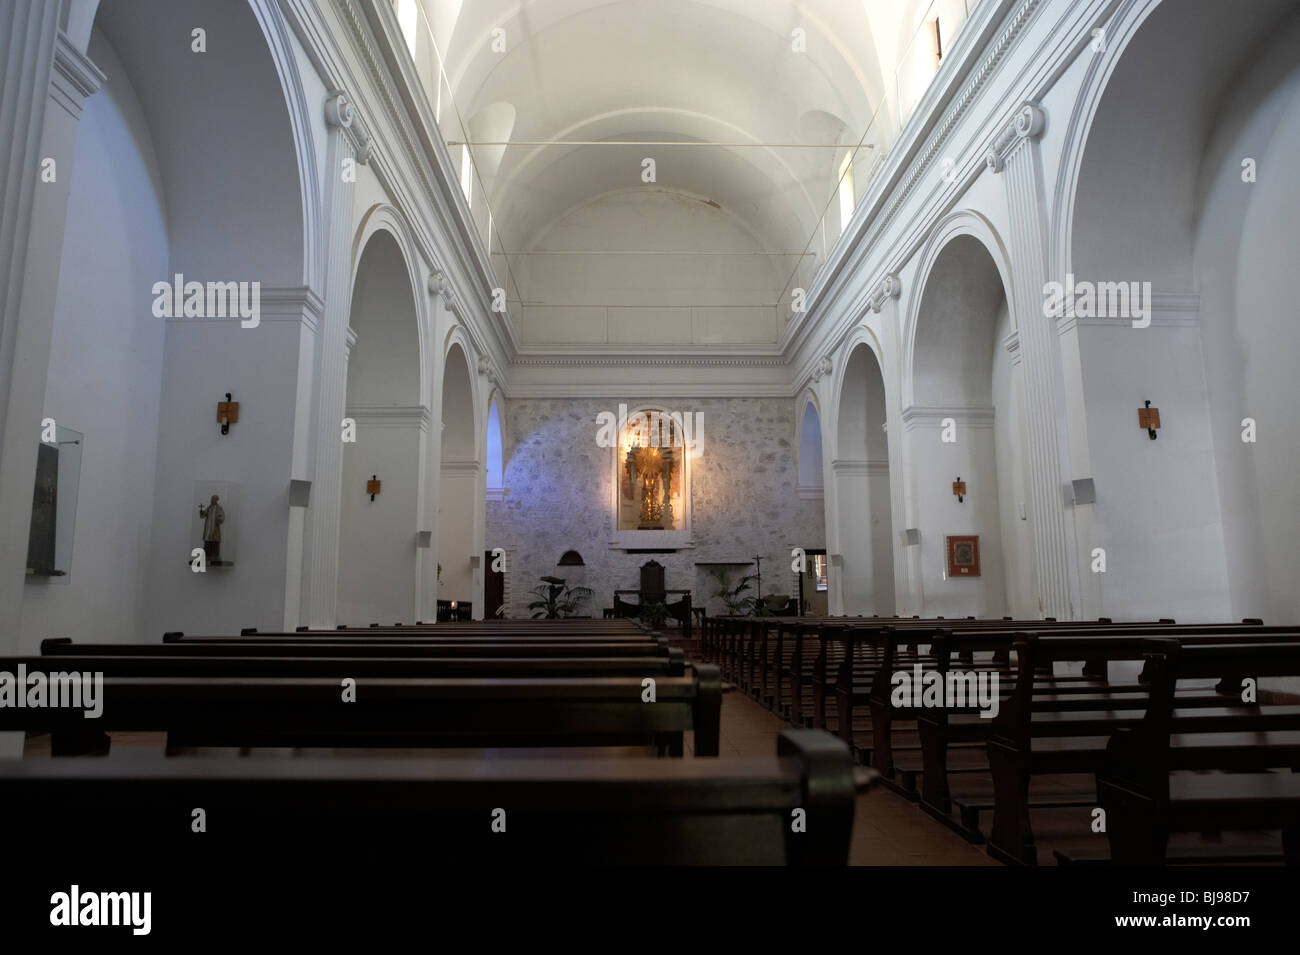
xmin=199 ymin=494 xmax=225 ymax=563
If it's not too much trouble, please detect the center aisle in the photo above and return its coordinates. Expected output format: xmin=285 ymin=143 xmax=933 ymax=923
xmin=689 ymin=688 xmax=996 ymax=866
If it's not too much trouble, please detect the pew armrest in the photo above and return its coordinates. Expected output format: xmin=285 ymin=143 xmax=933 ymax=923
xmin=853 ymin=767 xmax=881 ymax=794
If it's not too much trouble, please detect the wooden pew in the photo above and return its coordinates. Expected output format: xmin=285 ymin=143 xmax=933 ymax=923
xmin=0 ymin=663 xmax=723 ymax=757
xmin=985 ymin=634 xmax=1300 ymax=864
xmin=1098 ymin=641 xmax=1300 ymax=865
xmin=0 ymin=729 xmax=872 ymax=865
xmin=28 ymin=650 xmax=687 ymax=678
xmin=828 ymin=620 xmax=1284 ymax=775
xmin=911 ymin=626 xmax=1300 ymax=822
xmin=45 ymin=637 xmax=673 ymax=660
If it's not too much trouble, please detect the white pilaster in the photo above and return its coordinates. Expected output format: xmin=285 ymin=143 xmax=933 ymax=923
xmin=0 ymin=15 xmax=104 ymax=645
xmin=299 ymin=92 xmax=372 ymax=628
xmin=986 ymin=103 xmax=1079 ymax=619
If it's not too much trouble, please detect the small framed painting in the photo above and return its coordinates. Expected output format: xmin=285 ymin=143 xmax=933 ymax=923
xmin=946 ymin=535 xmax=980 ymax=577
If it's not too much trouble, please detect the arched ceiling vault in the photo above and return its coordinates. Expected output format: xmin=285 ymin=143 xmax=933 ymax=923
xmin=416 ymin=0 xmax=949 ymax=343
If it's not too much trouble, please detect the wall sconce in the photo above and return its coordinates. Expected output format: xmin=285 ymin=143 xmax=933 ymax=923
xmin=1138 ymin=400 xmax=1160 ymax=440
xmin=952 ymin=477 xmax=966 ymax=503
xmin=217 ymin=393 xmax=239 ymax=435
xmin=366 ymin=475 xmax=381 ymax=501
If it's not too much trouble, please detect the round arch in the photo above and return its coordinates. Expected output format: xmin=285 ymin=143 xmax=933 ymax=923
xmin=901 ymin=210 xmax=1014 ymax=411
xmin=794 ymin=387 xmax=824 ymax=494
xmin=828 ymin=334 xmax=894 ymax=615
xmin=438 ymin=338 xmax=483 ymax=616
xmin=352 ymin=204 xmax=431 ymax=408
xmin=336 ymin=228 xmax=426 ymax=625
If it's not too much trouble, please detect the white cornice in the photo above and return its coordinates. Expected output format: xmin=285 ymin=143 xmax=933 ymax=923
xmin=797 ymin=483 xmax=824 ymax=501
xmin=345 ymin=405 xmax=431 ymax=430
xmin=50 ymin=31 xmax=106 ymax=119
xmin=830 ymin=460 xmax=890 ymax=476
xmin=785 ymin=0 xmax=1035 ymax=354
xmin=512 ymin=355 xmax=786 ymax=369
xmin=1056 ymin=291 xmax=1202 ymax=335
xmin=901 ymin=406 xmax=996 ymax=430
xmin=440 ymin=460 xmax=482 ymax=475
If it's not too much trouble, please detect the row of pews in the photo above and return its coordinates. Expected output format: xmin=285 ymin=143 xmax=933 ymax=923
xmin=700 ymin=613 xmax=1300 ymax=865
xmin=0 ymin=618 xmax=874 ymax=865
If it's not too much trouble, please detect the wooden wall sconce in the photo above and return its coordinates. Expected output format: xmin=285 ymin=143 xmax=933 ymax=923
xmin=1138 ymin=400 xmax=1160 ymax=440
xmin=952 ymin=478 xmax=966 ymax=503
xmin=217 ymin=393 xmax=239 ymax=435
xmin=367 ymin=475 xmax=381 ymax=501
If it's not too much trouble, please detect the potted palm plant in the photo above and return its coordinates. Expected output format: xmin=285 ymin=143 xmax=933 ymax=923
xmin=708 ymin=569 xmax=757 ymax=616
xmin=527 ymin=576 xmax=594 ymax=619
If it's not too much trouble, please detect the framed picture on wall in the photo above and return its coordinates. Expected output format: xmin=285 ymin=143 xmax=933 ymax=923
xmin=946 ymin=535 xmax=980 ymax=577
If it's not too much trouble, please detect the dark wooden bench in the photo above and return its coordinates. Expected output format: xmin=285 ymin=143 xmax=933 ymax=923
xmin=0 ymin=729 xmax=871 ymax=865
xmin=1097 ymin=641 xmax=1300 ymax=865
xmin=29 ymin=650 xmax=688 ymax=678
xmin=0 ymin=663 xmax=722 ymax=757
xmin=985 ymin=634 xmax=1300 ymax=864
xmin=45 ymin=637 xmax=673 ymax=659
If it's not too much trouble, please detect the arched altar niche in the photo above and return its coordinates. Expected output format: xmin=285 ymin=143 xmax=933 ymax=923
xmin=609 ymin=405 xmax=694 ymax=550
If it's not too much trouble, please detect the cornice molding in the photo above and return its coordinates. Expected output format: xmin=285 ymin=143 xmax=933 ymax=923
xmin=161 ymin=285 xmax=324 ymax=332
xmin=830 ymin=459 xmax=890 ymax=476
xmin=344 ymin=0 xmax=517 ymax=371
xmin=784 ymin=0 xmax=1042 ymax=365
xmin=900 ymin=406 xmax=996 ymax=430
xmin=440 ymin=460 xmax=482 ymax=475
xmin=797 ymin=483 xmax=825 ymax=501
xmin=345 ymin=405 xmax=432 ymax=430
xmin=512 ymin=355 xmax=786 ymax=369
xmin=1056 ymin=291 xmax=1202 ymax=335
xmin=50 ymin=31 xmax=106 ymax=119
xmin=508 ymin=381 xmax=791 ymax=399
xmin=874 ymin=0 xmax=1043 ymax=234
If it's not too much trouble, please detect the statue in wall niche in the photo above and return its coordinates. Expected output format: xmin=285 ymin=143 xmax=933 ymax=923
xmin=199 ymin=495 xmax=225 ymax=565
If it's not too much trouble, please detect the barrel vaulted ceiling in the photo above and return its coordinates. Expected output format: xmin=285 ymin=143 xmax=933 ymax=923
xmin=409 ymin=0 xmax=967 ymax=348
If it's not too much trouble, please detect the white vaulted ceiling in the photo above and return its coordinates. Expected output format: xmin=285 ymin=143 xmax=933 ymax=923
xmin=418 ymin=0 xmax=954 ymax=348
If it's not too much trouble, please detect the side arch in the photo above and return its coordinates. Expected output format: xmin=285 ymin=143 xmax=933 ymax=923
xmin=900 ymin=210 xmax=1014 ymax=411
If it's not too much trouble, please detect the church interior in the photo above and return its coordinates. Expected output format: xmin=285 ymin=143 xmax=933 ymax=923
xmin=1 ymin=0 xmax=1299 ymax=922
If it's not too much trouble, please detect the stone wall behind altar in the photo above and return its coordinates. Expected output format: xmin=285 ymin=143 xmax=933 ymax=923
xmin=486 ymin=397 xmax=826 ymax=620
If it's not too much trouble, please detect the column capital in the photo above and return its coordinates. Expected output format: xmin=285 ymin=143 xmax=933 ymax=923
xmin=867 ymin=273 xmax=902 ymax=313
xmin=324 ymin=91 xmax=373 ymax=163
xmin=430 ymin=271 xmax=462 ymax=317
xmin=810 ymin=355 xmax=833 ymax=383
xmin=985 ymin=102 xmax=1045 ymax=173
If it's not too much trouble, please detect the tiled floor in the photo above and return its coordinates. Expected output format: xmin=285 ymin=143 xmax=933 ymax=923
xmin=695 ymin=688 xmax=998 ymax=866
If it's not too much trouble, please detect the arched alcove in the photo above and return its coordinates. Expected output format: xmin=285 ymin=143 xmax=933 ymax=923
xmin=438 ymin=341 xmax=480 ymax=613
xmin=1068 ymin=0 xmax=1299 ymax=624
xmin=23 ymin=0 xmax=311 ymax=645
xmin=796 ymin=398 xmax=824 ymax=499
xmin=485 ymin=395 xmax=504 ymax=500
xmin=833 ymin=342 xmax=894 ymax=615
xmin=337 ymin=229 xmax=425 ymax=625
xmin=907 ymin=233 xmax=1028 ymax=617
